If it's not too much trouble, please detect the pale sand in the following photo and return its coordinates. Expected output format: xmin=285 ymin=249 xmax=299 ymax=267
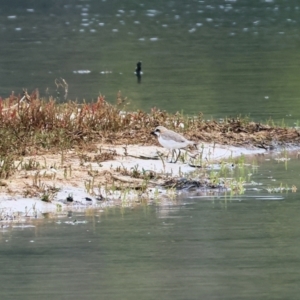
xmin=0 ymin=142 xmax=266 ymax=221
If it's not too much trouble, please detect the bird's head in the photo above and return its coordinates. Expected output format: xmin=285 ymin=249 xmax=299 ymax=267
xmin=150 ymin=126 xmax=167 ymax=137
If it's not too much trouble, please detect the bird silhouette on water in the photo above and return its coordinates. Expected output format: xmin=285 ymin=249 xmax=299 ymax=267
xmin=135 ymin=61 xmax=142 ymax=83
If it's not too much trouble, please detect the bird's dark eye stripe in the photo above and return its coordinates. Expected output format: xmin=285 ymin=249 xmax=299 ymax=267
xmin=155 ymin=129 xmax=160 ymax=132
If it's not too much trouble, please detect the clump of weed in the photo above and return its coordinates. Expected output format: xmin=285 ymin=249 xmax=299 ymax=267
xmin=0 ymin=89 xmax=299 ymax=182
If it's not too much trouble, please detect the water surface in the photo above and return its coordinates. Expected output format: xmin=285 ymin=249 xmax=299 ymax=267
xmin=1 ymin=155 xmax=300 ymax=299
xmin=0 ymin=0 xmax=300 ymax=124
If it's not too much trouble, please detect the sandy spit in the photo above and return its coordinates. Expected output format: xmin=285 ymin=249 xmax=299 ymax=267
xmin=0 ymin=142 xmax=265 ymax=222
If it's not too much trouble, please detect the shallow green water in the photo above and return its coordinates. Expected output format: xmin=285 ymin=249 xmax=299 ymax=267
xmin=1 ymin=154 xmax=300 ymax=300
xmin=1 ymin=0 xmax=300 ymax=124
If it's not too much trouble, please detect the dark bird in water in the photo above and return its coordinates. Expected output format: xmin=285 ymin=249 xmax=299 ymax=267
xmin=135 ymin=61 xmax=142 ymax=83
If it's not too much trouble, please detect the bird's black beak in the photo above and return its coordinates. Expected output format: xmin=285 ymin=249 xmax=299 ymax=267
xmin=150 ymin=131 xmax=156 ymax=136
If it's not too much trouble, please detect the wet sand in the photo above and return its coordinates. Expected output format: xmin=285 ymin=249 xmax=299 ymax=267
xmin=0 ymin=142 xmax=266 ymax=221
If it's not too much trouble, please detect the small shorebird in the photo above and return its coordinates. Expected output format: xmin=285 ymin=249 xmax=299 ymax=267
xmin=151 ymin=126 xmax=197 ymax=163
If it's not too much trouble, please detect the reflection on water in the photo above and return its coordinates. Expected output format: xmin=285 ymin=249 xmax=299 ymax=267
xmin=0 ymin=0 xmax=300 ymax=124
xmin=1 ymin=157 xmax=300 ymax=300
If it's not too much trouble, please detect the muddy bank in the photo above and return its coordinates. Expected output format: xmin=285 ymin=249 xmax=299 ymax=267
xmin=0 ymin=94 xmax=299 ymax=221
xmin=0 ymin=142 xmax=267 ymax=222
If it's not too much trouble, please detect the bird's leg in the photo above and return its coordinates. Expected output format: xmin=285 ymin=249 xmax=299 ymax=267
xmin=174 ymin=149 xmax=181 ymax=163
xmin=166 ymin=149 xmax=172 ymax=163
xmin=170 ymin=149 xmax=175 ymax=163
xmin=168 ymin=149 xmax=176 ymax=163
